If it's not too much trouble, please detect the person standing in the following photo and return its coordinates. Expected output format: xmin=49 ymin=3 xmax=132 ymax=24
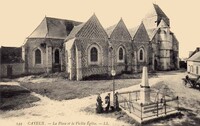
xmin=96 ymin=93 xmax=103 ymax=113
xmin=114 ymin=92 xmax=119 ymax=111
xmin=105 ymin=93 xmax=110 ymax=112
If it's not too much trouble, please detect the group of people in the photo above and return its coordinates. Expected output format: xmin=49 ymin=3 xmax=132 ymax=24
xmin=96 ymin=92 xmax=119 ymax=113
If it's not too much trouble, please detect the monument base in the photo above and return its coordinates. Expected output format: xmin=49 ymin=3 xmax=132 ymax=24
xmin=140 ymin=87 xmax=151 ymax=104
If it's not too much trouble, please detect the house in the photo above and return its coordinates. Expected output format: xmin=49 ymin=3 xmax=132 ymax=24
xmin=21 ymin=4 xmax=179 ymax=80
xmin=187 ymin=47 xmax=200 ymax=76
xmin=0 ymin=46 xmax=24 ymax=78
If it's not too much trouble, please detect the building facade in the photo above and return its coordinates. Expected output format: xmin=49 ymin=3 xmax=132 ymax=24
xmin=22 ymin=4 xmax=179 ymax=80
xmin=0 ymin=46 xmax=25 ymax=78
xmin=187 ymin=48 xmax=200 ymax=76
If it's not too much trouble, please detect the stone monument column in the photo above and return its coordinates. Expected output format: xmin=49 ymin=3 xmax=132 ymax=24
xmin=140 ymin=66 xmax=151 ymax=104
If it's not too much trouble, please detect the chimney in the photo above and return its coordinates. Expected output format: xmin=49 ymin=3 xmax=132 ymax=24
xmin=196 ymin=47 xmax=200 ymax=52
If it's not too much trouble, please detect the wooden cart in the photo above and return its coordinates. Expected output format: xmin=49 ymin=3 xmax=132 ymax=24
xmin=182 ymin=77 xmax=200 ymax=89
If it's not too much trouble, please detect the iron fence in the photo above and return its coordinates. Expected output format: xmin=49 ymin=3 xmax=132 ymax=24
xmin=118 ymin=90 xmax=179 ymax=121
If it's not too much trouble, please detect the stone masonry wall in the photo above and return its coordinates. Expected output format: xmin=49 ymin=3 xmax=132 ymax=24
xmin=24 ymin=38 xmax=64 ymax=74
xmin=0 ymin=63 xmax=25 ymax=78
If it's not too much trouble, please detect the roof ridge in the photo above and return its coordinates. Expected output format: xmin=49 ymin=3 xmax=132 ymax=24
xmin=45 ymin=17 xmax=49 ymax=38
xmin=188 ymin=51 xmax=200 ymax=61
xmin=45 ymin=16 xmax=81 ymax=23
xmin=1 ymin=46 xmax=21 ymax=48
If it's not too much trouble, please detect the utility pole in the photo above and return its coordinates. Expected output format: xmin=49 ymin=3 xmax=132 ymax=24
xmin=110 ymin=46 xmax=116 ymax=106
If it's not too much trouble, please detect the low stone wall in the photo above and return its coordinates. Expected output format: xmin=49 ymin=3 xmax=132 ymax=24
xmin=0 ymin=63 xmax=25 ymax=78
xmin=115 ymin=65 xmax=126 ymax=74
xmin=81 ymin=64 xmax=132 ymax=79
xmin=27 ymin=67 xmax=46 ymax=74
xmin=82 ymin=66 xmax=108 ymax=78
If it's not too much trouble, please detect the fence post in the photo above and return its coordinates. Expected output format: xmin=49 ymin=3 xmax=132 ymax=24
xmin=0 ymin=92 xmax=1 ymax=106
xmin=136 ymin=92 xmax=138 ymax=101
xmin=157 ymin=101 xmax=159 ymax=117
xmin=141 ymin=103 xmax=143 ymax=121
xmin=164 ymin=100 xmax=166 ymax=115
xmin=124 ymin=99 xmax=126 ymax=109
xmin=177 ymin=96 xmax=179 ymax=110
xmin=129 ymin=93 xmax=131 ymax=113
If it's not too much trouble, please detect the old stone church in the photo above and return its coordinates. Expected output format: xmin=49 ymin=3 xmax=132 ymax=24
xmin=22 ymin=4 xmax=179 ymax=80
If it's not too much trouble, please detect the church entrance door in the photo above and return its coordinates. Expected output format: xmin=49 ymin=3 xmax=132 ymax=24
xmin=52 ymin=49 xmax=61 ymax=72
xmin=154 ymin=60 xmax=158 ymax=71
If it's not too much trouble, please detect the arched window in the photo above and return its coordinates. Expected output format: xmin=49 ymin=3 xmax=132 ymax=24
xmin=90 ymin=47 xmax=98 ymax=62
xmin=88 ymin=44 xmax=101 ymax=65
xmin=138 ymin=48 xmax=144 ymax=61
xmin=117 ymin=46 xmax=125 ymax=63
xmin=139 ymin=50 xmax=143 ymax=60
xmin=35 ymin=49 xmax=41 ymax=64
xmin=119 ymin=48 xmax=124 ymax=60
xmin=55 ymin=49 xmax=60 ymax=64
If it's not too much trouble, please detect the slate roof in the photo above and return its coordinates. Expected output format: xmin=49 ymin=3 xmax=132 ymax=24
xmin=0 ymin=46 xmax=23 ymax=64
xmin=105 ymin=18 xmax=132 ymax=40
xmin=133 ymin=22 xmax=150 ymax=42
xmin=153 ymin=4 xmax=169 ymax=20
xmin=145 ymin=4 xmax=169 ymax=20
xmin=187 ymin=51 xmax=200 ymax=62
xmin=28 ymin=17 xmax=82 ymax=39
xmin=76 ymin=14 xmax=108 ymax=39
xmin=65 ymin=23 xmax=85 ymax=41
xmin=65 ymin=14 xmax=108 ymax=41
xmin=188 ymin=48 xmax=200 ymax=59
xmin=144 ymin=4 xmax=170 ymax=29
xmin=129 ymin=22 xmax=150 ymax=42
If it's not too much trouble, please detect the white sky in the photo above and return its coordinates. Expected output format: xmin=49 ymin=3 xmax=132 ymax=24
xmin=0 ymin=0 xmax=199 ymax=58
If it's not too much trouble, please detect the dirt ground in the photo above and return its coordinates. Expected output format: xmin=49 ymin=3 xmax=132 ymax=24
xmin=0 ymin=71 xmax=200 ymax=126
